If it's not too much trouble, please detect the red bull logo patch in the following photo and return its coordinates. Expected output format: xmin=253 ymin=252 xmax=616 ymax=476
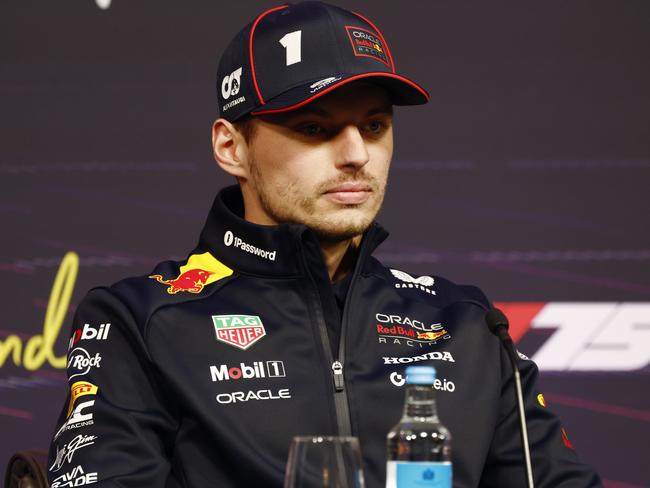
xmin=149 ymin=268 xmax=213 ymax=294
xmin=375 ymin=313 xmax=451 ymax=347
xmin=149 ymin=252 xmax=233 ymax=294
xmin=345 ymin=26 xmax=389 ymax=65
xmin=416 ymin=330 xmax=448 ymax=341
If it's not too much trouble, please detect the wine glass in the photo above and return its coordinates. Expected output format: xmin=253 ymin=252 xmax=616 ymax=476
xmin=284 ymin=436 xmax=366 ymax=488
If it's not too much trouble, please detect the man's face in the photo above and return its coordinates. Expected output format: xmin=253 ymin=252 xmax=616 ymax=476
xmin=242 ymin=82 xmax=393 ymax=241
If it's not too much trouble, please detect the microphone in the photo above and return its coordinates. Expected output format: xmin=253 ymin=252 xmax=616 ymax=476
xmin=485 ymin=308 xmax=535 ymax=488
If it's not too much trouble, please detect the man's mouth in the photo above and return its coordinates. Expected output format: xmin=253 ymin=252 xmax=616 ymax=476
xmin=323 ymin=183 xmax=372 ymax=205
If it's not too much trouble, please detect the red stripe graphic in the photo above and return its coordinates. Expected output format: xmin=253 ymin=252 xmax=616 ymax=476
xmin=603 ymin=480 xmax=649 ymax=488
xmin=544 ymin=393 xmax=650 ymax=422
xmin=0 ymin=406 xmax=33 ymax=420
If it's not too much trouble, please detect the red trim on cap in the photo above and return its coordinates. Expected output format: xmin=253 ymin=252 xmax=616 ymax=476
xmin=250 ymin=72 xmax=429 ymax=116
xmin=351 ymin=11 xmax=395 ymax=73
xmin=249 ymin=4 xmax=289 ymax=105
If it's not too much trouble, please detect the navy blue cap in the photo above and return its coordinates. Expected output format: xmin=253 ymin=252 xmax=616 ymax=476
xmin=217 ymin=1 xmax=429 ymax=121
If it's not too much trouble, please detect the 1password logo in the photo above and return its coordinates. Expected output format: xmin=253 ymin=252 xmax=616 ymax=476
xmin=223 ymin=231 xmax=276 ymax=261
xmin=389 ymin=372 xmax=456 ymax=392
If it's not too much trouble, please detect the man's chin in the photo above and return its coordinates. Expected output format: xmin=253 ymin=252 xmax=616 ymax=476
xmin=307 ymin=214 xmax=375 ymax=242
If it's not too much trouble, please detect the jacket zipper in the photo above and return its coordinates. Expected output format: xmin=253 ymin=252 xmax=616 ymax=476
xmin=299 ymin=248 xmax=352 ymax=436
xmin=299 ymin=227 xmax=377 ymax=437
xmin=333 ymin=230 xmax=373 ymax=434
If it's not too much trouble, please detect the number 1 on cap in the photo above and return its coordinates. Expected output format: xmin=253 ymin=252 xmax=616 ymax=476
xmin=279 ymin=30 xmax=302 ymax=66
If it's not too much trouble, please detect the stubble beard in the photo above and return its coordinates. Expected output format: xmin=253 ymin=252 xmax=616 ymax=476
xmin=249 ymin=158 xmax=386 ymax=242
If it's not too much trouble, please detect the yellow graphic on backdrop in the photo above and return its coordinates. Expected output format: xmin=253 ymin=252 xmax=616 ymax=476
xmin=0 ymin=252 xmax=78 ymax=371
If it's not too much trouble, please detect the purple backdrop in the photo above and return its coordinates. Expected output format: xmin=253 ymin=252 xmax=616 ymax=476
xmin=1 ymin=1 xmax=649 ymax=486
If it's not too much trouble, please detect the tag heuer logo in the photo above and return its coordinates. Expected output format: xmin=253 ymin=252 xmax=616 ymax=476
xmin=212 ymin=315 xmax=266 ymax=350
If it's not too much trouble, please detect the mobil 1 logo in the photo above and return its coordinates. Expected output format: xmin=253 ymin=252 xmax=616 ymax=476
xmin=210 ymin=360 xmax=285 ymax=382
xmin=68 ymin=323 xmax=111 ymax=350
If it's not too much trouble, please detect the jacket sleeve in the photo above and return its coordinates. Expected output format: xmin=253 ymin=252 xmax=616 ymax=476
xmin=47 ymin=287 xmax=180 ymax=487
xmin=480 ymin=348 xmax=603 ymax=487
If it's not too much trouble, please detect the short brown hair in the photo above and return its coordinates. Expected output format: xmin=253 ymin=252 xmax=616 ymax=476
xmin=232 ymin=114 xmax=256 ymax=143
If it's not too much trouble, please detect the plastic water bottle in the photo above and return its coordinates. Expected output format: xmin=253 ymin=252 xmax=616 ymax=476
xmin=386 ymin=365 xmax=452 ymax=487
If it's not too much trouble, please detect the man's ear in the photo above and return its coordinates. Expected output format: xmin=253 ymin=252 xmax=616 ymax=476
xmin=212 ymin=118 xmax=250 ymax=179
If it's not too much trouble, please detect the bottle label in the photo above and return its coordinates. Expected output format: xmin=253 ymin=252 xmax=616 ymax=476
xmin=386 ymin=461 xmax=452 ymax=488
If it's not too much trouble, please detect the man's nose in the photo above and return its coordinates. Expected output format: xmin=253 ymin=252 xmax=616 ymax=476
xmin=334 ymin=125 xmax=370 ymax=170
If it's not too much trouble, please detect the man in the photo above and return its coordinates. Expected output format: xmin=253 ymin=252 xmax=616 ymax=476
xmin=48 ymin=2 xmax=602 ymax=487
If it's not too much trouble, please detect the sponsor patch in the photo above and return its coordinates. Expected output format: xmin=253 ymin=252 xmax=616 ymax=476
xmin=67 ymin=382 xmax=98 ymax=417
xmin=390 ymin=269 xmax=436 ymax=295
xmin=216 ymin=388 xmax=291 ymax=404
xmin=149 ymin=252 xmax=233 ymax=294
xmin=375 ymin=312 xmax=450 ymax=345
xmin=221 ymin=67 xmax=243 ymax=100
xmin=68 ymin=323 xmax=110 ymax=350
xmin=224 ymin=230 xmax=277 ymax=261
xmin=50 ymin=434 xmax=97 ymax=473
xmin=212 ymin=314 xmax=266 ymax=350
xmin=54 ymin=381 xmax=99 ymax=439
xmin=50 ymin=465 xmax=98 ymax=487
xmin=223 ymin=96 xmax=246 ymax=112
xmin=376 ymin=313 xmax=441 ymax=332
xmin=54 ymin=400 xmax=96 ymax=440
xmin=309 ymin=76 xmax=342 ymax=93
xmin=383 ymin=351 xmax=455 ymax=365
xmin=210 ymin=360 xmax=285 ymax=381
xmin=389 ymin=371 xmax=456 ymax=392
xmin=67 ymin=347 xmax=102 ymax=380
xmin=345 ymin=26 xmax=389 ymax=65
xmin=378 ymin=337 xmax=445 ymax=349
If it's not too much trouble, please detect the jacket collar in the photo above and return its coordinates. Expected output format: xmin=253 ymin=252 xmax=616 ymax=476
xmin=196 ymin=185 xmax=389 ymax=277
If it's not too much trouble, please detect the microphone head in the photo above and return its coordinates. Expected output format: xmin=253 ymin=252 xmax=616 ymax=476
xmin=485 ymin=307 xmax=509 ymax=336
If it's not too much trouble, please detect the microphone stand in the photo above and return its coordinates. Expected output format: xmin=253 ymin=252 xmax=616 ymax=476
xmin=486 ymin=308 xmax=535 ymax=488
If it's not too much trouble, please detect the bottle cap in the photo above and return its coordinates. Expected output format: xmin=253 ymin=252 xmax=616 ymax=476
xmin=405 ymin=365 xmax=436 ymax=385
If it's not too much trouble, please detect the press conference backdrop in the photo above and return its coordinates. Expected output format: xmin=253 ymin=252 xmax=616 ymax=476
xmin=1 ymin=0 xmax=649 ymax=485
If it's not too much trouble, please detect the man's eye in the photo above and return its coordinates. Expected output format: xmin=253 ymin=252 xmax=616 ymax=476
xmin=298 ymin=124 xmax=325 ymax=136
xmin=364 ymin=120 xmax=385 ymax=133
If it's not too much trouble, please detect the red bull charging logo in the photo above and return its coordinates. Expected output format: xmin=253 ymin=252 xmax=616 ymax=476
xmin=149 ymin=268 xmax=214 ymax=294
xmin=416 ymin=330 xmax=448 ymax=341
xmin=148 ymin=252 xmax=233 ymax=295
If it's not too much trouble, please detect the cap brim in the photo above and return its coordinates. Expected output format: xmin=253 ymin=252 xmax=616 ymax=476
xmin=250 ymin=72 xmax=429 ymax=116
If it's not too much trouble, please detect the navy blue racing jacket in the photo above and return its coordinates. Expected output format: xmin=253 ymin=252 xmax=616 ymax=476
xmin=47 ymin=185 xmax=602 ymax=487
